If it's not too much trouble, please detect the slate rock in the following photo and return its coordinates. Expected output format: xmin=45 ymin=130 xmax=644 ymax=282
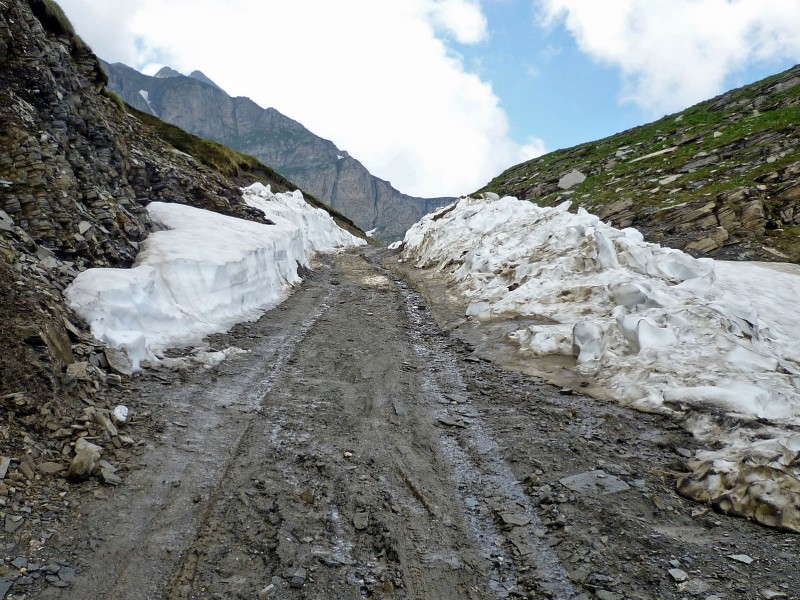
xmin=104 ymin=347 xmax=133 ymax=376
xmin=559 ymin=470 xmax=631 ymax=495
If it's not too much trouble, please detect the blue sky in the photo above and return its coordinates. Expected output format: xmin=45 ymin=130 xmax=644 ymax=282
xmin=464 ymin=1 xmax=799 ymax=155
xmin=59 ymin=0 xmax=800 ymax=197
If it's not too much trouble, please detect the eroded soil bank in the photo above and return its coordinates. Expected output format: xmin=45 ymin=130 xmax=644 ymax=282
xmin=10 ymin=247 xmax=798 ymax=600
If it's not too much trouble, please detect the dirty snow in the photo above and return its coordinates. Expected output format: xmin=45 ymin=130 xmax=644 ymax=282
xmin=66 ymin=184 xmax=364 ymax=370
xmin=400 ymin=193 xmax=800 ymax=531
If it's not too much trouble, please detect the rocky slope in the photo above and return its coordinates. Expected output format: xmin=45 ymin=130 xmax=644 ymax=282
xmin=102 ymin=61 xmax=452 ymax=241
xmin=0 ymin=0 xmax=361 ymax=519
xmin=480 ymin=65 xmax=800 ymax=262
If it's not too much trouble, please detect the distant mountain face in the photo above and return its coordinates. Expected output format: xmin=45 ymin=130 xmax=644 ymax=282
xmin=480 ymin=65 xmax=800 ymax=263
xmin=102 ymin=61 xmax=452 ymax=240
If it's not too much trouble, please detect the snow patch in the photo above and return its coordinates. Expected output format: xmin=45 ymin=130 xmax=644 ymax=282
xmin=138 ymin=89 xmax=155 ymax=114
xmin=66 ymin=185 xmax=364 ymax=370
xmin=401 ymin=194 xmax=800 ymax=531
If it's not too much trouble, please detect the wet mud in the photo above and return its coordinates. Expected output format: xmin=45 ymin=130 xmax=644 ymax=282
xmin=27 ymin=248 xmax=799 ymax=600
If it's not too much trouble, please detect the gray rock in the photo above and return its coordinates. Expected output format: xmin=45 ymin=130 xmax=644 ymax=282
xmin=58 ymin=566 xmax=76 ymax=583
xmin=498 ymin=512 xmax=531 ymax=527
xmin=558 ymin=169 xmax=586 ymax=190
xmin=67 ymin=439 xmax=103 ymax=481
xmin=4 ymin=515 xmax=24 ymax=534
xmin=0 ymin=456 xmax=10 ymax=480
xmin=11 ymin=557 xmax=28 ymax=569
xmin=681 ymin=578 xmax=712 ymax=595
xmin=353 ymin=511 xmax=369 ymax=531
xmin=559 ymin=470 xmax=631 ymax=495
xmin=104 ymin=347 xmax=133 ymax=376
xmin=668 ymin=568 xmax=688 ymax=583
xmin=289 ymin=568 xmax=307 ymax=589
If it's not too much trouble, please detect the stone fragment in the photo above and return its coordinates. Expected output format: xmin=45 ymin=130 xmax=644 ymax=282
xmin=559 ymin=470 xmax=631 ymax=495
xmin=18 ymin=461 xmax=34 ymax=480
xmin=498 ymin=512 xmax=531 ymax=527
xmin=5 ymin=515 xmax=24 ymax=534
xmin=668 ymin=568 xmax=688 ymax=583
xmin=0 ymin=456 xmax=10 ymax=479
xmin=728 ymin=554 xmax=754 ymax=565
xmin=353 ymin=511 xmax=369 ymax=531
xmin=67 ymin=438 xmax=103 ymax=481
xmin=681 ymin=578 xmax=711 ymax=595
xmin=98 ymin=462 xmax=122 ymax=486
xmin=38 ymin=462 xmax=65 ymax=475
xmin=65 ymin=362 xmax=90 ymax=382
xmin=289 ymin=568 xmax=307 ymax=589
xmin=437 ymin=416 xmax=467 ymax=428
xmin=91 ymin=409 xmax=118 ymax=437
xmin=57 ymin=566 xmax=76 ymax=583
xmin=558 ymin=169 xmax=586 ymax=190
xmin=257 ymin=584 xmax=276 ymax=598
xmin=11 ymin=557 xmax=28 ymax=569
xmin=104 ymin=347 xmax=133 ymax=376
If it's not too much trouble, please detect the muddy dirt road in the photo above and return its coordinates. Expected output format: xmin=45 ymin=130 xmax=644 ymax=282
xmin=31 ymin=248 xmax=799 ymax=600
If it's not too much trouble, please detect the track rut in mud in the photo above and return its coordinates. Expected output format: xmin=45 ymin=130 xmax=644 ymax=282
xmin=32 ymin=248 xmax=800 ymax=600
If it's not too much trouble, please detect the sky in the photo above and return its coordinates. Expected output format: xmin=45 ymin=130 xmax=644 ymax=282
xmin=58 ymin=0 xmax=800 ymax=198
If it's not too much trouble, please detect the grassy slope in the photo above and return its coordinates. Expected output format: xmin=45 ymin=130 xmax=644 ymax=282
xmin=479 ymin=65 xmax=800 ymax=260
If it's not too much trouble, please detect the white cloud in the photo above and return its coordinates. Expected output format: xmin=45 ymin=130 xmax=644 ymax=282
xmin=58 ymin=0 xmax=528 ymax=197
xmin=429 ymin=0 xmax=488 ymax=44
xmin=521 ymin=136 xmax=547 ymax=159
xmin=539 ymin=0 xmax=800 ymax=115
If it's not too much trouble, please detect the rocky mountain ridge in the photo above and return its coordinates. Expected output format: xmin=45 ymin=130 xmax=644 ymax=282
xmin=102 ymin=61 xmax=452 ymax=241
xmin=480 ymin=65 xmax=800 ymax=262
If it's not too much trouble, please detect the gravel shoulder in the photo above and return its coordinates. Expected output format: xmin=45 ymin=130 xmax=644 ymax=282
xmin=12 ymin=247 xmax=799 ymax=600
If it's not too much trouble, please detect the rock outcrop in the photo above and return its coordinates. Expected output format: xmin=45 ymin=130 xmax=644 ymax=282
xmin=0 ymin=0 xmax=355 ymax=476
xmin=480 ymin=65 xmax=800 ymax=262
xmin=102 ymin=61 xmax=452 ymax=241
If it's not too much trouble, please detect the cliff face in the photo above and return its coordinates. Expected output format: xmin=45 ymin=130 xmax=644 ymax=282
xmin=480 ymin=65 xmax=800 ymax=262
xmin=102 ymin=62 xmax=452 ymax=240
xmin=0 ymin=1 xmax=305 ymax=432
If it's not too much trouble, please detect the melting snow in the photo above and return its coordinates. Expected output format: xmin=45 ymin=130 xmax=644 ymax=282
xmin=66 ymin=184 xmax=364 ymax=370
xmin=401 ymin=193 xmax=800 ymax=531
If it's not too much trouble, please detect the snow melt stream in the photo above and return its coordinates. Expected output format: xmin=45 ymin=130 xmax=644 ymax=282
xmin=401 ymin=194 xmax=800 ymax=531
xmin=66 ymin=184 xmax=364 ymax=369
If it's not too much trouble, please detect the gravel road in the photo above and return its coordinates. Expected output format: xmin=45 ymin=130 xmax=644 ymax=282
xmin=28 ymin=248 xmax=800 ymax=600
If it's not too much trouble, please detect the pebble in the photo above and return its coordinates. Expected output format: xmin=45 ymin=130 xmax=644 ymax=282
xmin=290 ymin=568 xmax=307 ymax=589
xmin=353 ymin=511 xmax=369 ymax=531
xmin=58 ymin=566 xmax=76 ymax=583
xmin=4 ymin=515 xmax=24 ymax=534
xmin=668 ymin=568 xmax=688 ymax=583
xmin=498 ymin=512 xmax=531 ymax=527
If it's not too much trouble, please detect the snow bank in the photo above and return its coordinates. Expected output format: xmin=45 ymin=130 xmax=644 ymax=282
xmin=401 ymin=194 xmax=800 ymax=531
xmin=66 ymin=185 xmax=364 ymax=369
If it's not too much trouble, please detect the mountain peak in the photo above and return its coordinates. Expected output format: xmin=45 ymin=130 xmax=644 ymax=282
xmin=154 ymin=66 xmax=182 ymax=79
xmin=189 ymin=70 xmax=223 ymax=91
